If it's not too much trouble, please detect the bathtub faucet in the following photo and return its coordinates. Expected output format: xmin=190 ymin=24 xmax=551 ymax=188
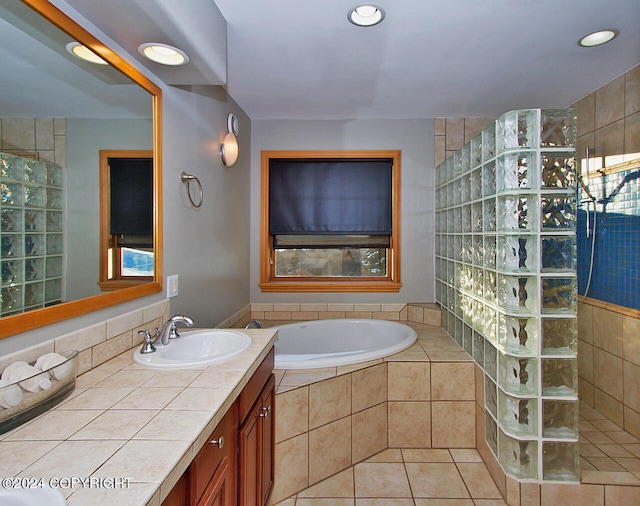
xmin=158 ymin=314 xmax=194 ymax=345
xmin=244 ymin=320 xmax=262 ymax=329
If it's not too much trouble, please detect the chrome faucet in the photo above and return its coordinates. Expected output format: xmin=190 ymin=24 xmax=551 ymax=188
xmin=244 ymin=320 xmax=262 ymax=329
xmin=158 ymin=314 xmax=194 ymax=345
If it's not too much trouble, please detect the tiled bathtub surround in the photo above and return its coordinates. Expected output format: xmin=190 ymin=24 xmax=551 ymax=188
xmin=249 ymin=302 xmax=442 ymax=326
xmin=268 ymin=322 xmax=477 ymax=504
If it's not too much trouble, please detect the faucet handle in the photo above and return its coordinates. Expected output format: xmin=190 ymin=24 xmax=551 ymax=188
xmin=138 ymin=330 xmax=156 ymax=354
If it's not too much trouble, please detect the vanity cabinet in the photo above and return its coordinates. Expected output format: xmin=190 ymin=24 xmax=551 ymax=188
xmin=238 ymin=374 xmax=275 ymax=506
xmin=190 ymin=403 xmax=237 ymax=506
xmin=162 ymin=348 xmax=275 ymax=506
xmin=237 ymin=348 xmax=275 ymax=506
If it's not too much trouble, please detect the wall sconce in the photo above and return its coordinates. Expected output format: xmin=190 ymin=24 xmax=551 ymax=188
xmin=220 ymin=113 xmax=239 ymax=167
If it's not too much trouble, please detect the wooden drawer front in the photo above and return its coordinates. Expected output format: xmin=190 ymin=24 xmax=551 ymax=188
xmin=238 ymin=348 xmax=274 ymax=422
xmin=191 ymin=404 xmax=237 ymax=504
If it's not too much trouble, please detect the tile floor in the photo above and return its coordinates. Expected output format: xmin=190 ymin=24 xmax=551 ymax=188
xmin=272 ymin=447 xmax=506 ymax=506
xmin=580 ymin=403 xmax=640 ymax=476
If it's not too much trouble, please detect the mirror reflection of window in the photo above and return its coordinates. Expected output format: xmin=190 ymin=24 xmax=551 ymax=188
xmin=99 ymin=150 xmax=153 ymax=290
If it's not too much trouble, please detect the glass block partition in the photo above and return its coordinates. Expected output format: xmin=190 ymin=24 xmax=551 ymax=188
xmin=435 ymin=109 xmax=578 ymax=482
xmin=1 ymin=152 xmax=64 ymax=316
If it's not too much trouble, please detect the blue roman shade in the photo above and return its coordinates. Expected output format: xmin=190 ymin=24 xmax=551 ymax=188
xmin=109 ymin=158 xmax=153 ymax=237
xmin=269 ymin=159 xmax=393 ymax=244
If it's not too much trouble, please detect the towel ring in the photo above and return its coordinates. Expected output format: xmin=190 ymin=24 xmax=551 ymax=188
xmin=181 ymin=172 xmax=203 ymax=208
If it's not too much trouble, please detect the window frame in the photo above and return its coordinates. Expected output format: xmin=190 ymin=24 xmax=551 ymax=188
xmin=260 ymin=150 xmax=402 ymax=292
xmin=98 ymin=149 xmax=154 ymax=291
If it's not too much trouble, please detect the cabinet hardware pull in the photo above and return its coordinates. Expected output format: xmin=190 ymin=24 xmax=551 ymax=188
xmin=259 ymin=406 xmax=271 ymax=418
xmin=210 ymin=436 xmax=224 ymax=448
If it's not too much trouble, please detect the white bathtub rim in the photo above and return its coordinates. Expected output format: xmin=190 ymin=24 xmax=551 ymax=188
xmin=273 ymin=319 xmax=417 ymax=370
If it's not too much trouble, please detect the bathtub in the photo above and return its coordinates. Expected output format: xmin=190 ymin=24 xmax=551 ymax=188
xmin=273 ymin=319 xmax=417 ymax=369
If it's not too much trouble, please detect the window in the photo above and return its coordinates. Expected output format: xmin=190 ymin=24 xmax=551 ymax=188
xmin=260 ymin=150 xmax=401 ymax=292
xmin=99 ymin=150 xmax=154 ymax=290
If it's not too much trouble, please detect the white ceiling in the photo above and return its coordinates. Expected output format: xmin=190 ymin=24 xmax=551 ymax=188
xmin=7 ymin=0 xmax=640 ymax=121
xmin=212 ymin=0 xmax=640 ymax=120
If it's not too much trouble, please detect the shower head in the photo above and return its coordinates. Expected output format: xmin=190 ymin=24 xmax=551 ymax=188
xmin=577 ymin=173 xmax=596 ymax=203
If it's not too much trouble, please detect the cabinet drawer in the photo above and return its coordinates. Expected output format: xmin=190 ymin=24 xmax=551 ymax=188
xmin=191 ymin=403 xmax=237 ymax=504
xmin=238 ymin=348 xmax=274 ymax=422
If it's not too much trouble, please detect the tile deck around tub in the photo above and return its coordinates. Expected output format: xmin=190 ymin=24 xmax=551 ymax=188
xmin=272 ymin=322 xmax=472 ymax=393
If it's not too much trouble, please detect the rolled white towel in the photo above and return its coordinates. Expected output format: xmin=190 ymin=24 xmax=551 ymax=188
xmin=1 ymin=361 xmax=30 ymax=382
xmin=12 ymin=365 xmax=52 ymax=393
xmin=34 ymin=352 xmax=72 ymax=380
xmin=0 ymin=378 xmax=23 ymax=408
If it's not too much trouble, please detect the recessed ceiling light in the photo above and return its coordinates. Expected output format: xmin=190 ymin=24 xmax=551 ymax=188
xmin=348 ymin=4 xmax=385 ymax=27
xmin=578 ymin=29 xmax=619 ymax=47
xmin=66 ymin=42 xmax=108 ymax=65
xmin=138 ymin=43 xmax=190 ymax=66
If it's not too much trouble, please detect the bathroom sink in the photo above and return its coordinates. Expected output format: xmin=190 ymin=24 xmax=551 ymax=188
xmin=133 ymin=330 xmax=252 ymax=369
xmin=0 ymin=483 xmax=66 ymax=506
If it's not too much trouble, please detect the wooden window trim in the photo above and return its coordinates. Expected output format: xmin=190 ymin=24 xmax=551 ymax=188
xmin=259 ymin=150 xmax=402 ymax=293
xmin=99 ymin=149 xmax=154 ymax=291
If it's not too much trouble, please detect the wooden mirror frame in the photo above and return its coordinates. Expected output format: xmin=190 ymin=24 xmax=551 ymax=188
xmin=0 ymin=0 xmax=163 ymax=339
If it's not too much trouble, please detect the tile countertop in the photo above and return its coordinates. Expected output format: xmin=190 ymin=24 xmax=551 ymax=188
xmin=0 ymin=328 xmax=278 ymax=506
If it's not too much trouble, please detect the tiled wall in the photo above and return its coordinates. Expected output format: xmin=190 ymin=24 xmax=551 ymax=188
xmin=0 ymin=117 xmax=67 ymax=167
xmin=570 ymin=65 xmax=640 ymax=440
xmin=0 ymin=300 xmax=171 ymax=377
xmin=248 ymin=302 xmax=441 ymax=326
xmin=573 ymin=64 xmax=640 ymax=309
xmin=434 ymin=117 xmax=495 ymax=166
xmin=578 ymin=298 xmax=640 ymax=439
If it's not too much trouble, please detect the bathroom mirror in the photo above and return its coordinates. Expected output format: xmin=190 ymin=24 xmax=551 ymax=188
xmin=0 ymin=0 xmax=163 ymax=339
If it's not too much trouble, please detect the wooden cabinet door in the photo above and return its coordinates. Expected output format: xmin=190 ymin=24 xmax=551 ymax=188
xmin=238 ymin=374 xmax=275 ymax=506
xmin=197 ymin=457 xmax=232 ymax=506
xmin=161 ymin=471 xmax=188 ymax=506
xmin=238 ymin=396 xmax=260 ymax=506
xmin=191 ymin=404 xmax=237 ymax=506
xmin=260 ymin=377 xmax=275 ymax=506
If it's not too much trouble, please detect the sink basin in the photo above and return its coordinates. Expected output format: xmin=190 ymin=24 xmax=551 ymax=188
xmin=133 ymin=330 xmax=252 ymax=369
xmin=0 ymin=483 xmax=66 ymax=505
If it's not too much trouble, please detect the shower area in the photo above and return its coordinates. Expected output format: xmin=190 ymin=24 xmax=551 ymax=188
xmin=0 ymin=117 xmax=66 ymax=317
xmin=434 ymin=64 xmax=640 ymax=489
xmin=1 ymin=151 xmax=64 ymax=315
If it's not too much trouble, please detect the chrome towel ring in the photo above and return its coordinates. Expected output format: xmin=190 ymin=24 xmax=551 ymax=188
xmin=180 ymin=172 xmax=203 ymax=208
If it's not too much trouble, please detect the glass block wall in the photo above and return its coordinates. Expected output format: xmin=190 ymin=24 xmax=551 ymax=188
xmin=1 ymin=153 xmax=64 ymax=316
xmin=435 ymin=109 xmax=579 ymax=481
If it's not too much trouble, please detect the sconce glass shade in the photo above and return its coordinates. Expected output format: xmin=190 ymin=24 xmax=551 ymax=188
xmin=220 ymin=132 xmax=239 ymax=167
